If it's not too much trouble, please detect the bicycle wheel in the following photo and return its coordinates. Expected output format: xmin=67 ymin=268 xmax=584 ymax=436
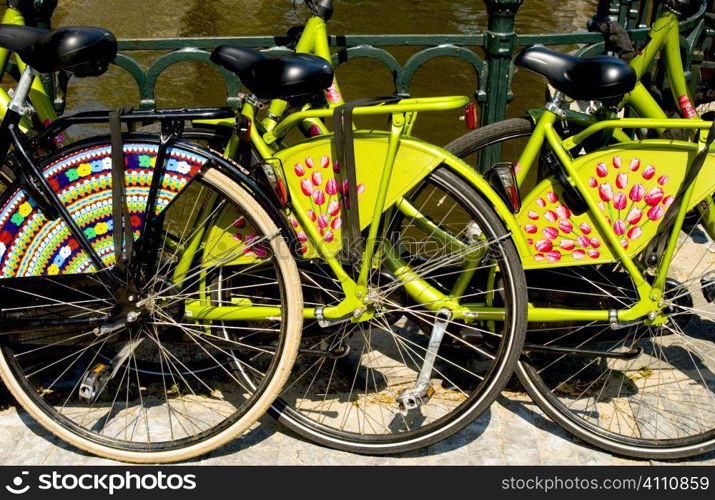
xmin=448 ymin=120 xmax=715 ymax=458
xmin=258 ymin=166 xmax=527 ymax=454
xmin=0 ymin=137 xmax=302 ymax=463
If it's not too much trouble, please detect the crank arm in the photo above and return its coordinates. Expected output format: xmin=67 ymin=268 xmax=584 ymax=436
xmin=523 ymin=343 xmax=643 ymax=360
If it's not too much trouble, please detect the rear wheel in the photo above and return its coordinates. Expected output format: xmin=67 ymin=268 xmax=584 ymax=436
xmin=0 ymin=153 xmax=302 ymax=463
xmin=260 ymin=167 xmax=527 ymax=454
xmin=448 ymin=121 xmax=715 ymax=459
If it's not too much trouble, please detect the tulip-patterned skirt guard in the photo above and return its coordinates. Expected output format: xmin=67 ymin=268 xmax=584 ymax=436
xmin=517 ymin=144 xmax=714 ymax=269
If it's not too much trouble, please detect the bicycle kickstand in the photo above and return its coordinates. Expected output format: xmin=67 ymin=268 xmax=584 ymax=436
xmin=396 ymin=309 xmax=451 ymax=411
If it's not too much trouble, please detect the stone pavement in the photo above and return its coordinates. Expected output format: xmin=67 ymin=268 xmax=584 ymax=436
xmin=1 ymin=391 xmax=713 ymax=466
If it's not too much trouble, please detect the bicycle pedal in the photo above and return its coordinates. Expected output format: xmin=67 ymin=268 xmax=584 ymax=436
xmin=78 ymin=363 xmax=110 ymax=402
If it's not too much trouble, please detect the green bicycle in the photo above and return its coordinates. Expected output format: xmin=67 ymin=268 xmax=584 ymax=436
xmin=445 ymin=0 xmax=715 ymax=459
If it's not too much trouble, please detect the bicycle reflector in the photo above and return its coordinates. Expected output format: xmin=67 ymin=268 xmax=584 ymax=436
xmin=486 ymin=162 xmax=520 ymax=213
xmin=257 ymin=159 xmax=290 ymax=207
xmin=464 ymin=102 xmax=478 ymax=129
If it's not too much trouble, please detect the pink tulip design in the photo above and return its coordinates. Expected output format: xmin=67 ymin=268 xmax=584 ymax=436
xmin=331 ymin=217 xmax=342 ymax=230
xmin=642 ymin=165 xmax=655 ymax=180
xmin=320 ymin=155 xmax=330 ymax=168
xmin=573 ymin=249 xmax=586 ymax=259
xmin=341 ymin=179 xmax=349 ymax=194
xmin=560 ymin=239 xmax=575 ymax=250
xmin=294 ymin=163 xmax=305 ymax=177
xmin=298 ymin=245 xmax=308 ymax=254
xmin=356 ymin=184 xmax=366 ymax=195
xmin=547 ymin=192 xmax=559 ymax=203
xmin=626 ymin=207 xmax=643 ymax=225
xmin=233 ymin=217 xmax=246 ymax=229
xmin=621 ymin=238 xmax=629 ymax=249
xmin=323 ymin=231 xmax=334 ymax=243
xmin=317 ymin=214 xmax=329 ymax=229
xmin=612 ymin=156 xmax=622 ymax=168
xmin=555 ymin=205 xmax=571 ymax=219
xmin=297 ymin=232 xmax=308 ymax=242
xmin=327 ymin=199 xmax=340 ymax=216
xmin=629 ymin=184 xmax=645 ymax=202
xmin=535 ymin=240 xmax=553 ymax=252
xmin=313 ymin=190 xmax=326 ymax=205
xmin=300 ymin=179 xmax=314 ymax=196
xmin=616 ymin=173 xmax=628 ymax=189
xmin=644 ymin=187 xmax=664 ymax=206
xmin=580 ymin=222 xmax=592 ymax=234
xmin=589 ymin=249 xmax=600 ymax=259
xmin=647 ymin=204 xmax=665 ymax=221
xmin=311 ymin=171 xmax=323 ymax=187
xmin=333 ymin=161 xmax=340 ymax=173
xmin=305 ymin=157 xmax=314 ymax=169
xmin=628 ymin=226 xmax=643 ymax=240
xmin=289 ymin=217 xmax=299 ymax=228
xmin=629 ymin=158 xmax=641 ymax=171
xmin=527 ymin=238 xmax=534 ymax=245
xmin=578 ymin=235 xmax=591 ymax=248
xmin=307 ymin=209 xmax=317 ymax=222
xmin=545 ymin=210 xmax=558 ymax=222
xmin=527 ymin=210 xmax=539 ymax=220
xmin=325 ymin=178 xmax=338 ymax=195
xmin=590 ymin=237 xmax=601 ymax=248
xmin=588 ymin=177 xmax=597 ymax=188
xmin=614 ymin=192 xmax=627 ymax=210
xmin=662 ymin=195 xmax=674 ymax=207
xmin=558 ymin=220 xmax=573 ymax=233
xmin=524 ymin=224 xmax=537 ymax=234
xmin=613 ymin=219 xmax=626 ymax=235
xmin=657 ymin=175 xmax=668 ymax=185
xmin=534 ymin=254 xmax=545 ymax=262
xmin=543 ymin=227 xmax=559 ymax=240
xmin=536 ymin=198 xmax=546 ymax=208
xmin=598 ymin=183 xmax=614 ymax=202
xmin=546 ymin=251 xmax=562 ymax=262
xmin=596 ymin=163 xmax=608 ymax=177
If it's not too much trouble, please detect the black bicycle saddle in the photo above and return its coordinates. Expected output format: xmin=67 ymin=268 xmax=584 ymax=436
xmin=515 ymin=46 xmax=637 ymax=101
xmin=0 ymin=24 xmax=117 ymax=76
xmin=210 ymin=45 xmax=334 ymax=100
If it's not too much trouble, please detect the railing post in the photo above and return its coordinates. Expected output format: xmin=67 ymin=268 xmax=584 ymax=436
xmin=479 ymin=0 xmax=522 ymax=172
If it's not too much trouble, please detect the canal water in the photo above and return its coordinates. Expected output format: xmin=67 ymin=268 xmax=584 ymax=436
xmin=5 ymin=0 xmax=600 ymax=145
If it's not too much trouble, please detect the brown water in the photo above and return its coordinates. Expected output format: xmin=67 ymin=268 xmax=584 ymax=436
xmin=4 ymin=0 xmax=600 ymax=145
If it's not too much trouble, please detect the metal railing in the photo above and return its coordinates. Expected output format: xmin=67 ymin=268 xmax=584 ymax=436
xmin=32 ymin=0 xmax=715 ymax=126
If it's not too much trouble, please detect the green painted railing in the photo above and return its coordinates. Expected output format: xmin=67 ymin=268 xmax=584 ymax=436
xmin=44 ymin=0 xmax=715 ymax=126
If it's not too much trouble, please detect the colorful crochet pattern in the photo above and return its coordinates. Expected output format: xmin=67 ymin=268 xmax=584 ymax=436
xmin=0 ymin=142 xmax=208 ymax=277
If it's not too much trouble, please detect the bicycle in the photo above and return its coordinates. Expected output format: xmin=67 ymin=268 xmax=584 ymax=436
xmin=0 ymin=23 xmax=305 ymax=463
xmin=153 ymin=0 xmax=531 ymax=455
xmin=444 ymin=0 xmax=715 ymax=459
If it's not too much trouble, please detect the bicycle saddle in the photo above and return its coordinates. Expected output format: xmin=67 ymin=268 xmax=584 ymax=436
xmin=210 ymin=45 xmax=334 ymax=100
xmin=0 ymin=24 xmax=117 ymax=76
xmin=515 ymin=46 xmax=636 ymax=101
